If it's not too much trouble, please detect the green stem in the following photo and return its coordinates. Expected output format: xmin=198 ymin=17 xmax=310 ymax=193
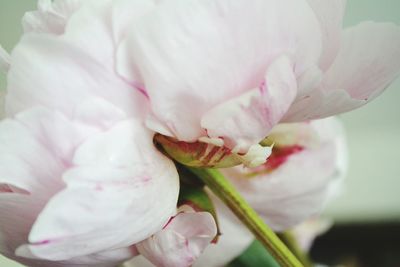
xmin=188 ymin=167 xmax=303 ymax=267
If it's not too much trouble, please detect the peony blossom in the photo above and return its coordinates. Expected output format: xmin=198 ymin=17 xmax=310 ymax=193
xmin=0 ymin=0 xmax=399 ymax=266
xmin=222 ymin=117 xmax=347 ymax=231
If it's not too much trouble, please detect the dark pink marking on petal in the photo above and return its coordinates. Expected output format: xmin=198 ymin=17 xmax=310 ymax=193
xmin=265 ymin=145 xmax=304 ymax=171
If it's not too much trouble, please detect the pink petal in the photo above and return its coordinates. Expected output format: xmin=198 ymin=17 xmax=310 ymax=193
xmin=137 ymin=211 xmax=217 ymax=267
xmin=126 ymin=0 xmax=321 ymax=141
xmin=222 ymin=117 xmax=347 ymax=231
xmin=22 ymin=120 xmax=179 ymax=260
xmin=0 ymin=194 xmax=45 ymax=258
xmin=6 ymin=34 xmax=147 ymax=119
xmin=0 ymin=116 xmax=65 ymax=194
xmin=323 ymin=22 xmax=400 ymax=101
xmin=307 ymin=0 xmax=347 ymax=71
xmin=285 ymin=22 xmax=400 ymax=121
xmin=201 ymin=56 xmax=297 ymax=152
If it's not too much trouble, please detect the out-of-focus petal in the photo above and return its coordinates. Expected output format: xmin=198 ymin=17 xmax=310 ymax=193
xmin=136 ymin=210 xmax=217 ymax=267
xmin=19 ymin=119 xmax=179 ymax=260
xmin=323 ymin=22 xmax=400 ymax=101
xmin=307 ymin=0 xmax=347 ymax=71
xmin=22 ymin=0 xmax=84 ymax=34
xmin=201 ymin=56 xmax=297 ymax=152
xmin=291 ymin=218 xmax=332 ymax=252
xmin=285 ymin=22 xmax=400 ymax=121
xmin=222 ymin=117 xmax=347 ymax=231
xmin=0 ymin=45 xmax=11 ymax=73
xmin=126 ymin=0 xmax=321 ymax=142
xmin=0 ymin=90 xmax=5 ymax=120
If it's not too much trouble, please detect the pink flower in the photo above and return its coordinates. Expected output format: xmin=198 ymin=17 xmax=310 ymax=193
xmin=221 ymin=117 xmax=347 ymax=231
xmin=0 ymin=0 xmax=398 ymax=266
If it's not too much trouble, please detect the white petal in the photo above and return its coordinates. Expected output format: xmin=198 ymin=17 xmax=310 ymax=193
xmin=137 ymin=211 xmax=217 ymax=267
xmin=201 ymin=56 xmax=297 ymax=151
xmin=0 ymin=116 xmax=64 ymax=194
xmin=307 ymin=0 xmax=347 ymax=71
xmin=285 ymin=22 xmax=400 ymax=121
xmin=7 ymin=35 xmax=146 ymax=118
xmin=23 ymin=120 xmax=179 ymax=260
xmin=323 ymin=22 xmax=400 ymax=100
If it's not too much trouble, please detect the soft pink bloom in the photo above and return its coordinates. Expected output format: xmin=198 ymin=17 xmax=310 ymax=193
xmin=0 ymin=0 xmax=398 ymax=266
xmin=222 ymin=117 xmax=347 ymax=231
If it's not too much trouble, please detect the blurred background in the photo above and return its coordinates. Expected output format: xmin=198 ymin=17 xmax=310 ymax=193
xmin=0 ymin=0 xmax=399 ymax=266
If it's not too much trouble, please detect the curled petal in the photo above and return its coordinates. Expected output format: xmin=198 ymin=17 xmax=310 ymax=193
xmin=137 ymin=211 xmax=217 ymax=267
xmin=202 ymin=56 xmax=297 ymax=152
